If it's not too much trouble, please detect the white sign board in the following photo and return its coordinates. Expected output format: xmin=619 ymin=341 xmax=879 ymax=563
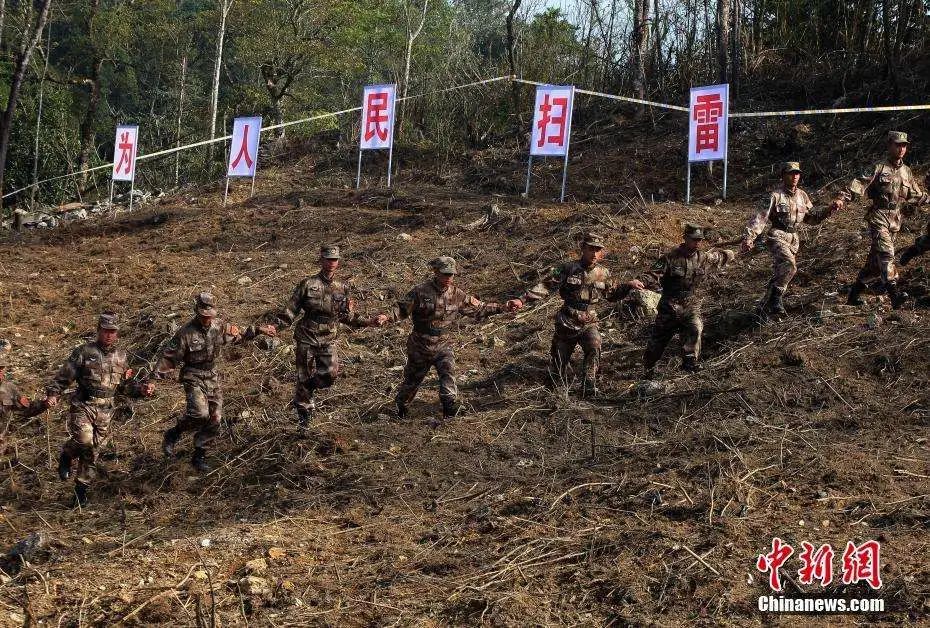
xmin=227 ymin=116 xmax=262 ymax=177
xmin=530 ymin=85 xmax=575 ymax=157
xmin=111 ymin=125 xmax=139 ymax=182
xmin=688 ymin=84 xmax=729 ymax=163
xmin=359 ymin=84 xmax=396 ymax=150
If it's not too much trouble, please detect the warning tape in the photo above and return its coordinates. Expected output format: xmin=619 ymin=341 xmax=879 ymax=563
xmin=730 ymin=103 xmax=930 ymax=118
xmin=512 ymin=78 xmax=689 ymax=112
xmin=2 ymin=75 xmax=513 ymax=200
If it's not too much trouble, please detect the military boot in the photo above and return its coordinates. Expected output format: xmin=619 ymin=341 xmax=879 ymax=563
xmin=73 ymin=483 xmax=89 ymax=508
xmin=847 ymin=281 xmax=867 ymax=306
xmin=899 ymin=245 xmax=920 ymax=267
xmin=442 ymin=401 xmax=462 ymax=421
xmin=162 ymin=427 xmax=180 ymax=457
xmin=581 ymin=378 xmax=599 ymax=399
xmin=395 ymin=399 xmax=408 ymax=420
xmin=768 ymin=288 xmax=787 ymax=316
xmin=681 ymin=356 xmax=701 ymax=373
xmin=191 ymin=448 xmax=210 ymax=472
xmin=296 ymin=399 xmax=315 ymax=431
xmin=887 ymin=282 xmax=908 ymax=310
xmin=57 ymin=451 xmax=72 ymax=481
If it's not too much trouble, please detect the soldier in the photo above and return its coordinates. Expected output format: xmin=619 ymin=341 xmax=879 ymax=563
xmin=390 ymin=256 xmax=518 ymax=427
xmin=741 ymin=162 xmax=842 ymax=315
xmin=0 ymin=359 xmax=46 ymax=421
xmin=633 ymin=225 xmax=736 ymax=377
xmin=44 ymin=312 xmax=155 ymax=507
xmin=507 ymin=232 xmax=639 ymax=395
xmin=274 ymin=245 xmax=388 ymax=429
xmin=154 ymin=293 xmax=276 ymax=472
xmin=835 ymin=131 xmax=929 ymax=308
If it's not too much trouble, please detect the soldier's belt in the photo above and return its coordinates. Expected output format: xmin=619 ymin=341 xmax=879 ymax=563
xmin=563 ymin=300 xmax=593 ymax=311
xmin=182 ymin=363 xmax=216 ymax=374
xmin=413 ymin=323 xmax=445 ymax=336
xmin=80 ymin=395 xmax=114 ymax=406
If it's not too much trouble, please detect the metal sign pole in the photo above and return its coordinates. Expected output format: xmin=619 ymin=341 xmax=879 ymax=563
xmin=223 ymin=177 xmax=230 ymax=207
xmin=386 ymin=143 xmax=394 ymax=188
xmin=128 ymin=168 xmax=136 ymax=213
xmin=108 ymin=180 xmax=114 ymax=207
xmin=686 ymin=161 xmax=691 ymax=204
xmin=356 ymin=150 xmax=363 ymax=189
xmin=250 ymin=171 xmax=257 ymax=198
xmin=524 ymin=156 xmax=533 ymax=196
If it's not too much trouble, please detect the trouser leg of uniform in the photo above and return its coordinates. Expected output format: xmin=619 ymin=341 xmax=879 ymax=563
xmin=67 ymin=405 xmax=110 ymax=486
xmin=858 ymin=225 xmax=898 ymax=287
xmin=294 ymin=342 xmax=318 ymax=416
xmin=395 ymin=344 xmax=433 ymax=407
xmin=579 ymin=326 xmax=602 ymax=382
xmin=434 ymin=345 xmax=458 ymax=409
xmin=194 ymin=379 xmax=222 ymax=450
xmin=643 ymin=308 xmax=679 ymax=370
xmin=310 ymin=343 xmax=339 ymax=391
xmin=681 ymin=311 xmax=704 ymax=361
xmin=549 ymin=327 xmax=578 ymax=386
xmin=769 ymin=234 xmax=799 ymax=292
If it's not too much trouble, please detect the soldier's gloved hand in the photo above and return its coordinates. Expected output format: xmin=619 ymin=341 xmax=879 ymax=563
xmin=370 ymin=314 xmax=390 ymax=327
xmin=505 ymin=299 xmax=523 ymax=312
xmin=628 ymin=280 xmax=645 ymax=291
xmin=44 ymin=395 xmax=59 ymax=408
xmin=258 ymin=324 xmax=277 ymax=337
xmin=141 ymin=382 xmax=156 ymax=397
xmin=740 ymin=240 xmax=754 ymax=255
xmin=832 ymin=198 xmax=845 ymax=212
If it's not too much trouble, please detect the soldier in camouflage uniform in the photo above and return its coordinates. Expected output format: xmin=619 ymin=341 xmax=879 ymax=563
xmin=45 ymin=313 xmax=154 ymax=507
xmin=633 ymin=225 xmax=736 ymax=376
xmin=154 ymin=293 xmax=276 ymax=471
xmin=275 ymin=245 xmax=388 ymax=429
xmin=741 ymin=162 xmax=842 ymax=315
xmin=391 ymin=256 xmax=516 ymax=426
xmin=508 ymin=232 xmax=639 ymax=395
xmin=0 ymin=359 xmax=46 ymax=422
xmin=835 ymin=131 xmax=929 ymax=308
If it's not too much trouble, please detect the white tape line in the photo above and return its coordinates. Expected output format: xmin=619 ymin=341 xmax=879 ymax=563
xmin=3 ymin=75 xmax=514 ymax=200
xmin=513 ymin=78 xmax=689 ymax=112
xmin=731 ymin=103 xmax=930 ymax=118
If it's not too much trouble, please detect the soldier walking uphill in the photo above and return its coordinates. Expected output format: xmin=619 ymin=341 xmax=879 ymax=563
xmin=45 ymin=313 xmax=154 ymax=507
xmin=390 ymin=257 xmax=518 ymax=427
xmin=508 ymin=232 xmax=640 ymax=396
xmin=154 ymin=293 xmax=276 ymax=472
xmin=835 ymin=131 xmax=929 ymax=308
xmin=274 ymin=245 xmax=388 ymax=430
xmin=633 ymin=225 xmax=736 ymax=377
xmin=0 ymin=358 xmax=46 ymax=422
xmin=741 ymin=162 xmax=842 ymax=316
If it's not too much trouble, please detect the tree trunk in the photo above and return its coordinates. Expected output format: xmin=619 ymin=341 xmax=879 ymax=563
xmin=76 ymin=0 xmax=101 ymax=188
xmin=0 ymin=0 xmax=53 ymax=210
xmin=0 ymin=0 xmax=7 ymax=52
xmin=730 ymin=0 xmax=740 ymax=93
xmin=398 ymin=0 xmax=429 ymax=137
xmin=207 ymin=0 xmax=233 ymax=175
xmin=505 ymin=0 xmax=522 ymax=114
xmin=175 ymin=52 xmax=188 ymax=188
xmin=632 ymin=0 xmax=650 ymax=119
xmin=30 ymin=21 xmax=52 ymax=208
xmin=880 ymin=0 xmax=898 ymax=99
xmin=717 ymin=0 xmax=730 ymax=83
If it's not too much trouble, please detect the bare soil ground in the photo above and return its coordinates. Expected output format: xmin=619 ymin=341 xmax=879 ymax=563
xmin=0 ymin=118 xmax=928 ymax=626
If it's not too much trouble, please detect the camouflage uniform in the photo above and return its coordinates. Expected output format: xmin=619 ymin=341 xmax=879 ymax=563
xmin=0 ymin=367 xmax=45 ymax=422
xmin=519 ymin=233 xmax=631 ymax=389
xmin=744 ymin=162 xmax=838 ymax=311
xmin=276 ymin=246 xmax=369 ymax=424
xmin=840 ymin=132 xmax=929 ymax=305
xmin=155 ymin=293 xmax=260 ymax=466
xmin=46 ymin=314 xmax=146 ymax=488
xmin=392 ymin=257 xmax=502 ymax=418
xmin=641 ymin=226 xmax=736 ymax=372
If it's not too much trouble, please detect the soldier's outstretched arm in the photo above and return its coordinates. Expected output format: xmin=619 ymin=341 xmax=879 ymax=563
xmin=222 ymin=322 xmax=277 ymax=346
xmin=2 ymin=384 xmax=47 ymax=419
xmin=743 ymin=194 xmax=775 ymax=251
xmin=44 ymin=347 xmax=81 ymax=406
xmin=705 ymin=248 xmax=737 ymax=270
xmin=507 ymin=263 xmax=565 ymax=310
xmin=833 ymin=165 xmax=880 ymax=209
xmin=152 ymin=330 xmax=186 ymax=380
xmin=274 ymin=281 xmax=305 ymax=330
xmin=460 ymin=292 xmax=503 ymax=320
xmin=388 ymin=287 xmax=418 ymax=323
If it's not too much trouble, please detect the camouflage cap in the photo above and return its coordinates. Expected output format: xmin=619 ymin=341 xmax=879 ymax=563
xmin=580 ymin=231 xmax=605 ymax=248
xmin=888 ymin=131 xmax=909 ymax=144
xmin=320 ymin=244 xmax=341 ymax=260
xmin=195 ymin=292 xmax=218 ymax=317
xmin=683 ymin=224 xmax=706 ymax=240
xmin=781 ymin=161 xmax=802 ymax=174
xmin=98 ymin=311 xmax=120 ymax=331
xmin=430 ymin=256 xmax=457 ymax=275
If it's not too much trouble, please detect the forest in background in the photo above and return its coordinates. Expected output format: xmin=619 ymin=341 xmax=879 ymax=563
xmin=0 ymin=0 xmax=928 ymax=209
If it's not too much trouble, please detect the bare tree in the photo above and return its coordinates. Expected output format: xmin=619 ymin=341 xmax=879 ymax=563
xmin=632 ymin=0 xmax=651 ymax=118
xmin=716 ymin=0 xmax=730 ymax=83
xmin=506 ymin=0 xmax=522 ymax=113
xmin=207 ymin=0 xmax=234 ymax=174
xmin=75 ymin=0 xmax=102 ymax=188
xmin=0 ymin=0 xmax=53 ymax=210
xmin=397 ymin=0 xmax=429 ymax=136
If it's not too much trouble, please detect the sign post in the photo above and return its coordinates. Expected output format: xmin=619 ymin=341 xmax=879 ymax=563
xmin=526 ymin=85 xmax=575 ymax=203
xmin=357 ymin=84 xmax=397 ymax=189
xmin=224 ymin=116 xmax=262 ymax=206
xmin=110 ymin=124 xmax=139 ymax=212
xmin=687 ymin=83 xmax=729 ymax=203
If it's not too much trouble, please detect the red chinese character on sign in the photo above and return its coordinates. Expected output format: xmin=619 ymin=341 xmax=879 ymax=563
xmin=231 ymin=124 xmax=254 ymax=170
xmin=536 ymin=94 xmax=569 ymax=148
xmin=798 ymin=542 xmax=834 ymax=586
xmin=364 ymin=92 xmax=390 ymax=143
xmin=115 ymin=132 xmax=134 ymax=175
xmin=841 ymin=540 xmax=882 ymax=589
xmin=757 ymin=538 xmax=794 ymax=592
xmin=692 ymin=94 xmax=724 ymax=153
